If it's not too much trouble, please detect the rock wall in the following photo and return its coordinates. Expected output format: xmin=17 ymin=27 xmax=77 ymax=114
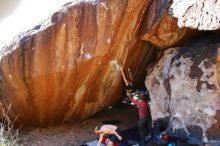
xmin=170 ymin=0 xmax=220 ymax=30
xmin=145 ymin=34 xmax=220 ymax=142
xmin=139 ymin=0 xmax=198 ymax=49
xmin=0 ymin=0 xmax=153 ymax=127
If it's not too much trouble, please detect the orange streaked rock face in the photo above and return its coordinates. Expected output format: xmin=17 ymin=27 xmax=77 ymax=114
xmin=0 ymin=0 xmax=153 ymax=127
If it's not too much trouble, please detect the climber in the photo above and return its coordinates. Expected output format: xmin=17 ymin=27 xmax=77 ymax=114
xmin=94 ymin=124 xmax=122 ymax=146
xmin=120 ymin=68 xmax=152 ymax=146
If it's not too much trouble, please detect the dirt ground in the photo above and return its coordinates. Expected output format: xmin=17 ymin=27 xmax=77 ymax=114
xmin=18 ymin=104 xmax=138 ymax=146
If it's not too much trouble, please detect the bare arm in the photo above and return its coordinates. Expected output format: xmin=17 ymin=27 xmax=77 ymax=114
xmin=128 ymin=68 xmax=133 ymax=82
xmin=127 ymin=94 xmax=140 ymax=106
xmin=120 ymin=68 xmax=130 ymax=86
xmin=97 ymin=134 xmax=104 ymax=146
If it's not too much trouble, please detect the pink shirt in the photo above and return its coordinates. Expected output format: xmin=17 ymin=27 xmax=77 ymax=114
xmin=127 ymin=94 xmax=149 ymax=119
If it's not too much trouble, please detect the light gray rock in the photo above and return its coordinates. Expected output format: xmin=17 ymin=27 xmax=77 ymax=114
xmin=170 ymin=0 xmax=220 ymax=30
xmin=146 ymin=34 xmax=220 ymax=142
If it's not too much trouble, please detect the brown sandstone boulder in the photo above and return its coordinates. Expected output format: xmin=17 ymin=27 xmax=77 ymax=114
xmin=140 ymin=0 xmax=198 ymax=49
xmin=145 ymin=34 xmax=220 ymax=142
xmin=0 ymin=0 xmax=153 ymax=127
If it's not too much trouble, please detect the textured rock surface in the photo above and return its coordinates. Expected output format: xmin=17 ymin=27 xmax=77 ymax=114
xmin=0 ymin=0 xmax=153 ymax=127
xmin=145 ymin=34 xmax=220 ymax=142
xmin=217 ymin=52 xmax=220 ymax=85
xmin=140 ymin=0 xmax=196 ymax=49
xmin=170 ymin=0 xmax=220 ymax=30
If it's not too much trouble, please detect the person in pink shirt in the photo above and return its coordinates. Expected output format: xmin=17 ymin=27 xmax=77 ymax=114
xmin=121 ymin=68 xmax=152 ymax=146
